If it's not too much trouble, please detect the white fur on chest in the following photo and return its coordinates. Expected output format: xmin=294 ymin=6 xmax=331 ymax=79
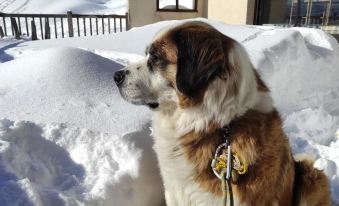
xmin=152 ymin=112 xmax=246 ymax=206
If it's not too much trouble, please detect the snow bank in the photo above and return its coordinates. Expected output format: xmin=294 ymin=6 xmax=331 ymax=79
xmin=284 ymin=107 xmax=339 ymax=192
xmin=246 ymin=27 xmax=339 ymax=116
xmin=243 ymin=27 xmax=339 ymax=204
xmin=0 ymin=119 xmax=164 ymax=206
xmin=0 ymin=18 xmax=339 ymax=205
xmin=0 ymin=119 xmax=84 ymax=206
xmin=0 ymin=47 xmax=163 ymax=205
xmin=0 ymin=47 xmax=149 ymax=134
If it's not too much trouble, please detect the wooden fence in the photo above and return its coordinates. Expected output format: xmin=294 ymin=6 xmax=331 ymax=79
xmin=0 ymin=11 xmax=129 ymax=40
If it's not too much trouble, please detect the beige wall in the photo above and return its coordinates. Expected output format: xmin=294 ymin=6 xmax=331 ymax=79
xmin=129 ymin=0 xmax=207 ymax=28
xmin=208 ymin=0 xmax=255 ymax=25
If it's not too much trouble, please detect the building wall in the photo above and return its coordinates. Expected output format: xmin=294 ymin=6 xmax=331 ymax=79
xmin=128 ymin=0 xmax=207 ymax=28
xmin=208 ymin=0 xmax=255 ymax=25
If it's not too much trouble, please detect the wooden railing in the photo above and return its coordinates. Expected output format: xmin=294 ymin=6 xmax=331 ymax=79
xmin=0 ymin=11 xmax=129 ymax=40
xmin=285 ymin=15 xmax=338 ymax=27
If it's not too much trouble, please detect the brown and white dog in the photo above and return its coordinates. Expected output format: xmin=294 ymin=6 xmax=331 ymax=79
xmin=114 ymin=21 xmax=331 ymax=206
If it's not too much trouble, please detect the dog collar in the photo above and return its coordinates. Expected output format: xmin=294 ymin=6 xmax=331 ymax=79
xmin=211 ymin=125 xmax=247 ymax=180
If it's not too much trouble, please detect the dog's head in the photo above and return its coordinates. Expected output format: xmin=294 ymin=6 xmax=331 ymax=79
xmin=115 ymin=21 xmax=270 ymax=131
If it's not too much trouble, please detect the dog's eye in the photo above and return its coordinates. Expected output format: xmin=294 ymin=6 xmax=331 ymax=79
xmin=148 ymin=52 xmax=168 ymax=71
xmin=150 ymin=54 xmax=160 ymax=62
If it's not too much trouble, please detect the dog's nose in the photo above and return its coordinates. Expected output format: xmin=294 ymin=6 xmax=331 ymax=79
xmin=114 ymin=70 xmax=126 ymax=86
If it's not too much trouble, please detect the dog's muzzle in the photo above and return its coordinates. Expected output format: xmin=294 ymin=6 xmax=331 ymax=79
xmin=113 ymin=69 xmax=160 ymax=109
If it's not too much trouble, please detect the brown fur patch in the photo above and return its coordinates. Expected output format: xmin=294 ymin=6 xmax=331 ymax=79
xmin=176 ymin=92 xmax=204 ymax=108
xmin=161 ymin=64 xmax=177 ymax=88
xmin=153 ymin=22 xmax=239 ymax=108
xmin=293 ymin=159 xmax=331 ymax=206
xmin=148 ymin=39 xmax=205 ymax=108
xmin=180 ymin=110 xmax=297 ymax=205
xmin=151 ymin=39 xmax=177 ymax=65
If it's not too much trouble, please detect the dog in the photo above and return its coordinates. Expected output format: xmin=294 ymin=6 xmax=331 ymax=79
xmin=114 ymin=21 xmax=331 ymax=206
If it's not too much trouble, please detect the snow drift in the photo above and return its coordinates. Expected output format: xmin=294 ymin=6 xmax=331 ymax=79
xmin=0 ymin=47 xmax=163 ymax=206
xmin=0 ymin=119 xmax=164 ymax=206
xmin=0 ymin=19 xmax=339 ymax=205
xmin=0 ymin=47 xmax=150 ymax=134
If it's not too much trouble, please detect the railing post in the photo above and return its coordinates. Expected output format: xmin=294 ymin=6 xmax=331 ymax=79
xmin=108 ymin=17 xmax=111 ymax=33
xmin=125 ymin=12 xmax=129 ymax=31
xmin=53 ymin=17 xmax=57 ymax=38
xmin=77 ymin=17 xmax=80 ymax=36
xmin=89 ymin=17 xmax=92 ymax=36
xmin=96 ymin=17 xmax=98 ymax=35
xmin=45 ymin=17 xmax=50 ymax=39
xmin=10 ymin=17 xmax=20 ymax=39
xmin=102 ymin=17 xmax=104 ymax=34
xmin=83 ymin=17 xmax=86 ymax=36
xmin=2 ymin=16 xmax=7 ymax=36
xmin=61 ymin=17 xmax=64 ymax=38
xmin=113 ymin=18 xmax=116 ymax=33
xmin=10 ymin=17 xmax=14 ymax=36
xmin=119 ymin=17 xmax=122 ymax=32
xmin=31 ymin=20 xmax=37 ymax=40
xmin=25 ymin=17 xmax=29 ymax=36
xmin=39 ymin=17 xmax=43 ymax=39
xmin=295 ymin=0 xmax=301 ymax=26
xmin=67 ymin=10 xmax=74 ymax=37
xmin=0 ymin=26 xmax=4 ymax=38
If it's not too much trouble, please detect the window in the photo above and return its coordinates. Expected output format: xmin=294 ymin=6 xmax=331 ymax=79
xmin=254 ymin=0 xmax=339 ymax=26
xmin=157 ymin=0 xmax=198 ymax=12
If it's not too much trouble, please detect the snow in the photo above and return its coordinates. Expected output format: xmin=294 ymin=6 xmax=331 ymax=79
xmin=0 ymin=0 xmax=128 ymax=40
xmin=0 ymin=18 xmax=339 ymax=205
xmin=0 ymin=47 xmax=163 ymax=205
xmin=13 ymin=19 xmax=265 ymax=56
xmin=0 ymin=0 xmax=127 ymax=14
xmin=0 ymin=119 xmax=163 ymax=206
xmin=0 ymin=119 xmax=85 ymax=205
xmin=0 ymin=47 xmax=149 ymax=134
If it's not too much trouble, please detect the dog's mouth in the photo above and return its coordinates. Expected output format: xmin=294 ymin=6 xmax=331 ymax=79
xmin=121 ymin=93 xmax=159 ymax=109
xmin=118 ymin=87 xmax=159 ymax=109
xmin=147 ymin=102 xmax=159 ymax=109
xmin=117 ymin=81 xmax=161 ymax=110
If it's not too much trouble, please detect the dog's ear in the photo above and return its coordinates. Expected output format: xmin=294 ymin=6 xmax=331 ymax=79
xmin=173 ymin=25 xmax=227 ymax=98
